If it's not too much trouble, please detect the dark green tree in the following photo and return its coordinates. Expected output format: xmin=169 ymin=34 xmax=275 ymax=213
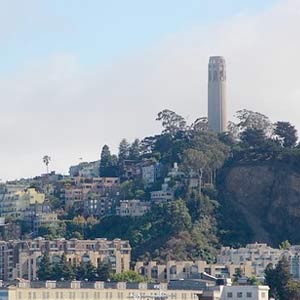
xmin=75 ymin=261 xmax=98 ymax=281
xmin=240 ymin=128 xmax=267 ymax=147
xmin=118 ymin=139 xmax=130 ymax=162
xmin=233 ymin=268 xmax=243 ymax=283
xmin=99 ymin=145 xmax=118 ymax=177
xmin=247 ymin=276 xmax=261 ymax=285
xmin=129 ymin=139 xmax=141 ymax=160
xmin=37 ymin=253 xmax=53 ymax=280
xmin=52 ymin=254 xmax=75 ymax=280
xmin=97 ymin=261 xmax=112 ymax=281
xmin=265 ymin=257 xmax=292 ymax=300
xmin=274 ymin=121 xmax=298 ymax=148
xmin=99 ymin=145 xmax=112 ymax=176
xmin=37 ymin=224 xmax=57 ymax=239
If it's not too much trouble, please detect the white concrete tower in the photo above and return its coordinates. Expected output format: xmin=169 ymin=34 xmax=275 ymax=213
xmin=208 ymin=56 xmax=227 ymax=133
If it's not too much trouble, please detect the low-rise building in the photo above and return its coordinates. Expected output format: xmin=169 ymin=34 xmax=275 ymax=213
xmin=0 ymin=187 xmax=45 ymax=218
xmin=23 ymin=203 xmax=58 ymax=236
xmin=69 ymin=161 xmax=100 ymax=178
xmin=119 ymin=160 xmax=142 ymax=181
xmin=141 ymin=162 xmax=162 ymax=185
xmin=116 ymin=200 xmax=151 ymax=217
xmin=0 ymin=281 xmax=269 ymax=300
xmin=135 ymin=260 xmax=254 ymax=283
xmin=217 ymin=243 xmax=284 ymax=277
xmin=214 ymin=285 xmax=269 ymax=300
xmin=64 ymin=177 xmax=120 ymax=216
xmin=150 ymin=188 xmax=174 ymax=203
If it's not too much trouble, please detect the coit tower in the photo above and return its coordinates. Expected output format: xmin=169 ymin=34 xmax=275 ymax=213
xmin=208 ymin=56 xmax=227 ymax=133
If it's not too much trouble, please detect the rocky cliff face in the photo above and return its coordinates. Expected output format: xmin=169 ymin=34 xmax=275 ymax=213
xmin=220 ymin=163 xmax=300 ymax=246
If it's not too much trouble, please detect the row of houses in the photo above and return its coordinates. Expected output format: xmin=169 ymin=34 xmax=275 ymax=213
xmin=135 ymin=243 xmax=300 ymax=282
xmin=0 ymin=159 xmax=201 ymax=231
xmin=217 ymin=243 xmax=300 ymax=279
xmin=69 ymin=160 xmax=163 ymax=186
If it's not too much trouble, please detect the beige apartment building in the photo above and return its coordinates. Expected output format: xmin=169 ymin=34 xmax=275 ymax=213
xmin=135 ymin=260 xmax=253 ymax=282
xmin=0 ymin=187 xmax=45 ymax=218
xmin=0 ymin=238 xmax=131 ymax=281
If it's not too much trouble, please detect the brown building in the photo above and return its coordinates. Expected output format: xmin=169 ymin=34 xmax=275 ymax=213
xmin=63 ymin=177 xmax=120 ymax=216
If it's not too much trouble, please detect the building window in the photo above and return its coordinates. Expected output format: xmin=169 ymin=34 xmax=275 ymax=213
xmin=227 ymin=292 xmax=233 ymax=298
xmin=247 ymin=292 xmax=252 ymax=298
xmin=237 ymin=292 xmax=243 ymax=298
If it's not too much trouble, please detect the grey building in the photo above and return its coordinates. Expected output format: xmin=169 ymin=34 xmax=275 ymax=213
xmin=208 ymin=56 xmax=227 ymax=133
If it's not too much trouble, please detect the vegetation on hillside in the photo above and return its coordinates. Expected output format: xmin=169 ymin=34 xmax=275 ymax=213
xmin=30 ymin=108 xmax=300 ymax=263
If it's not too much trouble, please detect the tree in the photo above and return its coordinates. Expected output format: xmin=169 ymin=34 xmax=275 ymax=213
xmin=274 ymin=121 xmax=298 ymax=148
xmin=99 ymin=145 xmax=112 ymax=176
xmin=129 ymin=139 xmax=141 ymax=160
xmin=47 ymin=195 xmax=61 ymax=210
xmin=38 ymin=224 xmax=57 ymax=239
xmin=279 ymin=240 xmax=291 ymax=250
xmin=110 ymin=270 xmax=145 ymax=282
xmin=75 ymin=261 xmax=98 ymax=281
xmin=265 ymin=257 xmax=292 ymax=300
xmin=43 ymin=155 xmax=51 ymax=174
xmin=247 ymin=276 xmax=261 ymax=285
xmin=182 ymin=149 xmax=207 ymax=193
xmin=186 ymin=190 xmax=218 ymax=223
xmin=286 ymin=280 xmax=300 ymax=300
xmin=235 ymin=109 xmax=273 ymax=135
xmin=182 ymin=131 xmax=229 ymax=186
xmin=97 ymin=261 xmax=112 ymax=281
xmin=240 ymin=128 xmax=267 ymax=147
xmin=99 ymin=145 xmax=118 ymax=177
xmin=190 ymin=117 xmax=208 ymax=132
xmin=52 ymin=254 xmax=75 ymax=280
xmin=118 ymin=139 xmax=130 ymax=162
xmin=120 ymin=180 xmax=134 ymax=199
xmin=156 ymin=109 xmax=186 ymax=137
xmin=233 ymin=268 xmax=243 ymax=283
xmin=37 ymin=253 xmax=52 ymax=280
xmin=168 ymin=200 xmax=192 ymax=235
xmin=227 ymin=120 xmax=240 ymax=140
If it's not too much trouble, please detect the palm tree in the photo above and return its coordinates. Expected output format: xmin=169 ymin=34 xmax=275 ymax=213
xmin=43 ymin=155 xmax=51 ymax=174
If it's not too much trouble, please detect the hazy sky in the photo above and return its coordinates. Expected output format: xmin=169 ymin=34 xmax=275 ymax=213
xmin=1 ymin=0 xmax=299 ymax=181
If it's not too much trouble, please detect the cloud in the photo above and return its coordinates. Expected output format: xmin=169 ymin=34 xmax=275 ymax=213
xmin=0 ymin=0 xmax=299 ymax=180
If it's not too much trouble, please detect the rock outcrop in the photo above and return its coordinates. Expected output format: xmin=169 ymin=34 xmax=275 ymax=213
xmin=220 ymin=162 xmax=300 ymax=246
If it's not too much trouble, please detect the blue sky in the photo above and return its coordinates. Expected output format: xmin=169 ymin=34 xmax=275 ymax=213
xmin=2 ymin=0 xmax=300 ymax=181
xmin=1 ymin=0 xmax=279 ymax=74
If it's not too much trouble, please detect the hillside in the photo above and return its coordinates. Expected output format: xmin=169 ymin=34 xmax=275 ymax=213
xmin=3 ymin=108 xmax=300 ymax=264
xmin=219 ymin=162 xmax=300 ymax=247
